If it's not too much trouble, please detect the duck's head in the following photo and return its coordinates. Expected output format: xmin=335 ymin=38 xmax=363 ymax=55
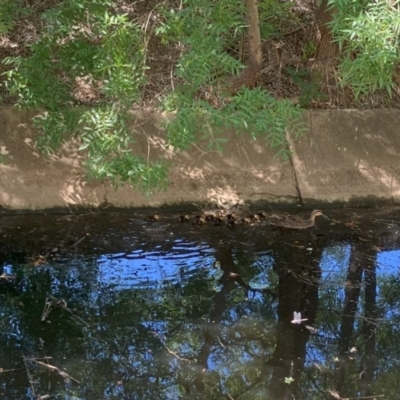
xmin=311 ymin=210 xmax=327 ymax=220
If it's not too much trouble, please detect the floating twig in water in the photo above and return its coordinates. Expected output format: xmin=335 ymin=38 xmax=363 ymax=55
xmin=373 ymin=218 xmax=398 ymax=227
xmin=25 ymin=357 xmax=80 ymax=384
xmin=71 ymin=233 xmax=89 ymax=247
xmin=41 ymin=294 xmax=89 ymax=327
xmin=0 ymin=273 xmax=16 ymax=281
xmin=23 ymin=356 xmax=37 ymax=398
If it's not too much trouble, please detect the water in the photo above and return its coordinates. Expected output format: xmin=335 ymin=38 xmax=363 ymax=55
xmin=0 ymin=208 xmax=400 ymax=399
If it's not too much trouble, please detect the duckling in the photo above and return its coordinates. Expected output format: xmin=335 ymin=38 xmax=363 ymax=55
xmin=214 ymin=217 xmax=224 ymax=226
xmin=146 ymin=214 xmax=160 ymax=222
xmin=248 ymin=214 xmax=261 ymax=223
xmin=258 ymin=212 xmax=267 ymax=219
xmin=227 ymin=219 xmax=238 ymax=228
xmin=178 ymin=215 xmax=190 ymax=222
xmin=205 ymin=214 xmax=215 ymax=222
xmin=225 ymin=212 xmax=237 ymax=222
xmin=192 ymin=215 xmax=206 ymax=225
xmin=240 ymin=217 xmax=251 ymax=225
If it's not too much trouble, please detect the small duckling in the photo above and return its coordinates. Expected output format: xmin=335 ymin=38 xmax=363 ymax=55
xmin=214 ymin=217 xmax=224 ymax=226
xmin=258 ymin=212 xmax=267 ymax=219
xmin=205 ymin=214 xmax=215 ymax=222
xmin=225 ymin=212 xmax=237 ymax=222
xmin=146 ymin=214 xmax=160 ymax=222
xmin=240 ymin=217 xmax=251 ymax=225
xmin=178 ymin=215 xmax=190 ymax=222
xmin=248 ymin=214 xmax=260 ymax=223
xmin=227 ymin=220 xmax=238 ymax=228
xmin=192 ymin=215 xmax=206 ymax=225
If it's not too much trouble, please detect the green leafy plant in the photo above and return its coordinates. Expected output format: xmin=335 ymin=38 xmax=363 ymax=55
xmin=166 ymin=87 xmax=305 ymax=159
xmin=302 ymin=41 xmax=317 ymax=60
xmin=2 ymin=0 xmax=307 ymax=194
xmin=78 ymin=106 xmax=168 ymax=193
xmin=287 ymin=66 xmax=328 ymax=107
xmin=329 ymin=0 xmax=400 ymax=98
xmin=258 ymin=0 xmax=298 ymax=39
xmin=0 ymin=0 xmax=29 ymax=34
xmin=157 ymin=0 xmax=305 ymax=158
xmin=2 ymin=0 xmax=166 ymax=193
xmin=33 ymin=109 xmax=81 ymax=155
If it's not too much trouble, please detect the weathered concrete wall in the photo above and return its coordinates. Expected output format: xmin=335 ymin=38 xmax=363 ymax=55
xmin=0 ymin=107 xmax=399 ymax=211
xmin=290 ymin=109 xmax=400 ymax=205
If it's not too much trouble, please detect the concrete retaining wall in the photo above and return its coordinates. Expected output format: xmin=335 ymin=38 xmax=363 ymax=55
xmin=0 ymin=107 xmax=399 ymax=211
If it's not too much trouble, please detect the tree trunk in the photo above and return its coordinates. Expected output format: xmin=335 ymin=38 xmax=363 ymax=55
xmin=226 ymin=0 xmax=262 ymax=95
xmin=311 ymin=0 xmax=339 ymax=70
xmin=246 ymin=0 xmax=263 ymax=68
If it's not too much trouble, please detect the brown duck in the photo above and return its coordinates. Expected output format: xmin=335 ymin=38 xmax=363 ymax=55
xmin=268 ymin=209 xmax=326 ymax=229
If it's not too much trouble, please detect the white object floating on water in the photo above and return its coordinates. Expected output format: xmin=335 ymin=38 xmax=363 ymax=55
xmin=291 ymin=311 xmax=308 ymax=324
xmin=248 ymin=282 xmax=269 ymax=290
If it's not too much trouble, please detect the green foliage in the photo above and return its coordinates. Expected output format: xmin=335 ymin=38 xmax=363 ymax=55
xmin=3 ymin=0 xmax=400 ymax=194
xmin=4 ymin=0 xmax=145 ymax=109
xmin=329 ymin=0 xmax=400 ymax=98
xmin=156 ymin=0 xmax=246 ymax=90
xmin=166 ymin=87 xmax=304 ymax=159
xmin=156 ymin=0 xmax=246 ymax=46
xmin=0 ymin=0 xmax=29 ymax=34
xmin=33 ymin=109 xmax=81 ymax=155
xmin=157 ymin=0 xmax=304 ymax=159
xmin=287 ymin=66 xmax=328 ymax=107
xmin=2 ymin=0 xmax=306 ymax=193
xmin=78 ymin=106 xmax=168 ymax=193
xmin=302 ymin=41 xmax=317 ymax=60
xmin=2 ymin=0 xmax=163 ymax=193
xmin=259 ymin=0 xmax=298 ymax=39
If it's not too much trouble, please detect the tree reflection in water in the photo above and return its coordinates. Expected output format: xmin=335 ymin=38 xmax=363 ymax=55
xmin=0 ymin=208 xmax=399 ymax=399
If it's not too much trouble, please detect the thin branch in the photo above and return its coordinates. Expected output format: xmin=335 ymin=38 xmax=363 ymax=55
xmin=27 ymin=358 xmax=80 ymax=384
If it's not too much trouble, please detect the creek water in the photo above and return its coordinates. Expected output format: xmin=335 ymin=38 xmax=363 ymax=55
xmin=0 ymin=207 xmax=400 ymax=399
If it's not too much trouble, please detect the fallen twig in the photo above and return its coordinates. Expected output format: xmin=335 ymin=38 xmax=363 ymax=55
xmin=71 ymin=233 xmax=89 ymax=247
xmin=26 ymin=358 xmax=80 ymax=384
xmin=41 ymin=294 xmax=89 ymax=327
xmin=23 ymin=356 xmax=37 ymax=398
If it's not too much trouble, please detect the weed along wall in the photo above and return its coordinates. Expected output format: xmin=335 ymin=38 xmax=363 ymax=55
xmin=0 ymin=107 xmax=399 ymax=212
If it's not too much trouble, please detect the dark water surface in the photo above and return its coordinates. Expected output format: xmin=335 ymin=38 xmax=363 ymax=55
xmin=1 ymin=208 xmax=400 ymax=399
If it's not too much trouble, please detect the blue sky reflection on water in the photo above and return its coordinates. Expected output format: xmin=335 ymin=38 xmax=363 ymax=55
xmin=319 ymin=245 xmax=400 ymax=281
xmin=319 ymin=244 xmax=351 ymax=283
xmin=4 ymin=211 xmax=400 ymax=399
xmin=377 ymin=249 xmax=400 ymax=276
xmin=94 ymin=243 xmax=400 ymax=290
xmin=96 ymin=239 xmax=215 ymax=289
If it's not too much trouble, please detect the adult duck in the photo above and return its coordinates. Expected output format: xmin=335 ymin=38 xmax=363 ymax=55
xmin=268 ymin=209 xmax=326 ymax=230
